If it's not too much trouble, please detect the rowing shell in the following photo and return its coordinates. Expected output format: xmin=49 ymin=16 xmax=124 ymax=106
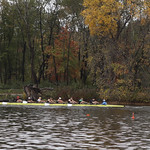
xmin=0 ymin=102 xmax=124 ymax=107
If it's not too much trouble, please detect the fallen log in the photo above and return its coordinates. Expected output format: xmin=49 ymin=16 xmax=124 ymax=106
xmin=24 ymin=85 xmax=41 ymax=100
xmin=24 ymin=85 xmax=53 ymax=101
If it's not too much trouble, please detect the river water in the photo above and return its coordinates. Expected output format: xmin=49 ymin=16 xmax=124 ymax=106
xmin=0 ymin=105 xmax=150 ymax=150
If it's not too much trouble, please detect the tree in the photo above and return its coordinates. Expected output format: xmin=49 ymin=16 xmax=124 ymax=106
xmin=81 ymin=0 xmax=150 ymax=91
xmin=0 ymin=0 xmax=16 ymax=84
xmin=45 ymin=26 xmax=79 ymax=83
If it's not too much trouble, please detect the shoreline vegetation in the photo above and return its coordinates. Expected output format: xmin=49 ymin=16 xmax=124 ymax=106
xmin=0 ymin=1 xmax=150 ymax=106
xmin=0 ymin=85 xmax=150 ymax=106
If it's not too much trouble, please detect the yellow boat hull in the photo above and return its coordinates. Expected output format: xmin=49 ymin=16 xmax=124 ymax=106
xmin=0 ymin=102 xmax=124 ymax=107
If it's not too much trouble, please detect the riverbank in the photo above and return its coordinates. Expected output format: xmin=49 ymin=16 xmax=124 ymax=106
xmin=0 ymin=87 xmax=150 ymax=106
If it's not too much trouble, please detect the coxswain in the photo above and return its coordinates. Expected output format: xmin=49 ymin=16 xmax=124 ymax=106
xmin=101 ymin=99 xmax=107 ymax=105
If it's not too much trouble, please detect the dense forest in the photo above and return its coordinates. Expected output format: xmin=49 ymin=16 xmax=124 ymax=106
xmin=0 ymin=0 xmax=150 ymax=102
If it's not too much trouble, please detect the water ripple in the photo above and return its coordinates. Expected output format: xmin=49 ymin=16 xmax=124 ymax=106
xmin=0 ymin=105 xmax=150 ymax=149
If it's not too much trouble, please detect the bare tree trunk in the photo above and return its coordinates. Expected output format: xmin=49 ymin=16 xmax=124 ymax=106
xmin=82 ymin=29 xmax=89 ymax=84
xmin=4 ymin=63 xmax=7 ymax=84
xmin=24 ymin=85 xmax=41 ymax=100
xmin=66 ymin=32 xmax=72 ymax=85
xmin=7 ymin=53 xmax=12 ymax=80
xmin=53 ymin=55 xmax=58 ymax=84
xmin=22 ymin=41 xmax=26 ymax=82
xmin=38 ymin=7 xmax=45 ymax=83
xmin=29 ymin=40 xmax=38 ymax=85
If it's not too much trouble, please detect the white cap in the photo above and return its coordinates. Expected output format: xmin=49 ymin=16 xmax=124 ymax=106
xmin=59 ymin=97 xmax=61 ymax=99
xmin=103 ymin=99 xmax=105 ymax=101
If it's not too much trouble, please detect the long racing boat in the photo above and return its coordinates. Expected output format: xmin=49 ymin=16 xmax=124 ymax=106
xmin=0 ymin=102 xmax=124 ymax=107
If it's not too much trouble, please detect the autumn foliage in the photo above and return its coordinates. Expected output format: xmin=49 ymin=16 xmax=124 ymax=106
xmin=0 ymin=0 xmax=150 ymax=102
xmin=82 ymin=0 xmax=150 ymax=37
xmin=81 ymin=0 xmax=150 ymax=102
xmin=45 ymin=27 xmax=80 ymax=82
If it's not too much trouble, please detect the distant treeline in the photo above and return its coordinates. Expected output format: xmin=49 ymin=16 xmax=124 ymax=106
xmin=0 ymin=0 xmax=150 ymax=102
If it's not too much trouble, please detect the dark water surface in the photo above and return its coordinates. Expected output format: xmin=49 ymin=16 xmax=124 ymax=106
xmin=0 ymin=105 xmax=150 ymax=150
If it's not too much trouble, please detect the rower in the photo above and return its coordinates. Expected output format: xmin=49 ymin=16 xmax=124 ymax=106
xmin=57 ymin=97 xmax=64 ymax=104
xmin=27 ymin=97 xmax=34 ymax=103
xmin=68 ymin=97 xmax=77 ymax=104
xmin=47 ymin=97 xmax=55 ymax=104
xmin=79 ymin=98 xmax=87 ymax=104
xmin=16 ymin=96 xmax=23 ymax=103
xmin=37 ymin=97 xmax=42 ymax=102
xmin=79 ymin=98 xmax=83 ymax=104
xmin=90 ymin=99 xmax=99 ymax=104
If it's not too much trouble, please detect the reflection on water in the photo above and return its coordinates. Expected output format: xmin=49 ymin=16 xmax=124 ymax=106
xmin=0 ymin=105 xmax=150 ymax=149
